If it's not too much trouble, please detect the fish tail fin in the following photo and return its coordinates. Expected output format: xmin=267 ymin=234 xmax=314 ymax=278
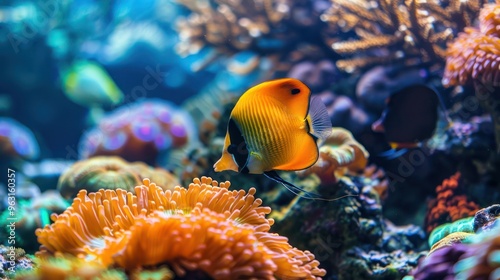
xmin=264 ymin=171 xmax=357 ymax=202
xmin=308 ymin=95 xmax=332 ymax=141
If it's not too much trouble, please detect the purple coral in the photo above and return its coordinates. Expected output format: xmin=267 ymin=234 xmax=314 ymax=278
xmin=78 ymin=99 xmax=196 ymax=165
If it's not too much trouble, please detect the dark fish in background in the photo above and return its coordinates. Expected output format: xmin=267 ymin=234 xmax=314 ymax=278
xmin=372 ymin=84 xmax=439 ymax=159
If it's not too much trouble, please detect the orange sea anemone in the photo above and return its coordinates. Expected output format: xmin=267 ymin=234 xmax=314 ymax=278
xmin=298 ymin=127 xmax=369 ymax=186
xmin=443 ymin=3 xmax=500 ymax=87
xmin=37 ymin=177 xmax=326 ymax=279
xmin=443 ymin=2 xmax=500 ymax=152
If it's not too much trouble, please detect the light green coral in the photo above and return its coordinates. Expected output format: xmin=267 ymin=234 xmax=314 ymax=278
xmin=428 ymin=217 xmax=474 ymax=248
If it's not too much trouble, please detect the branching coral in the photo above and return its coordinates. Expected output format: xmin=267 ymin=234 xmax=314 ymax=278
xmin=37 ymin=177 xmax=326 ymax=279
xmin=298 ymin=128 xmax=369 ymax=186
xmin=424 ymin=172 xmax=479 ymax=234
xmin=175 ymin=0 xmax=326 ymax=57
xmin=57 ymin=156 xmax=178 ymax=199
xmin=321 ymin=0 xmax=486 ymax=72
xmin=443 ymin=1 xmax=500 ymax=153
xmin=176 ymin=0 xmax=285 ymax=55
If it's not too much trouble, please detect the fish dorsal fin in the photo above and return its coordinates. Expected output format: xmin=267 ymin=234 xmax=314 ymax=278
xmin=307 ymin=95 xmax=332 ymax=141
xmin=263 ymin=171 xmax=358 ymax=201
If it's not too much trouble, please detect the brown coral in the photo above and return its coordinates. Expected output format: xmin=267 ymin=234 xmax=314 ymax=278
xmin=57 ymin=156 xmax=178 ymax=199
xmin=176 ymin=0 xmax=290 ymax=56
xmin=424 ymin=172 xmax=480 ymax=233
xmin=298 ymin=127 xmax=369 ymax=186
xmin=37 ymin=177 xmax=326 ymax=279
xmin=322 ymin=0 xmax=486 ymax=72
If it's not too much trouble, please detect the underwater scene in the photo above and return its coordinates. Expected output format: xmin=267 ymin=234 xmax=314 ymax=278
xmin=2 ymin=0 xmax=500 ymax=279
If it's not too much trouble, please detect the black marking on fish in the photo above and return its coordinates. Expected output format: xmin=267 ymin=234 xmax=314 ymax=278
xmin=291 ymin=88 xmax=301 ymax=95
xmin=227 ymin=118 xmax=249 ymax=173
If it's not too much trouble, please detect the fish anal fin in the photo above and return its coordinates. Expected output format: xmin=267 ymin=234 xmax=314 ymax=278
xmin=308 ymin=95 xmax=332 ymax=141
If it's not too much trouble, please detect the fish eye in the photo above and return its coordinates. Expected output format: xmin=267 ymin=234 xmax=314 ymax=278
xmin=291 ymin=88 xmax=301 ymax=95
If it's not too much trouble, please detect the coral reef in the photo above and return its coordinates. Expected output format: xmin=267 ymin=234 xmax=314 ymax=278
xmin=407 ymin=243 xmax=468 ymax=280
xmin=442 ymin=1 xmax=500 ymax=153
xmin=21 ymin=159 xmax=75 ymax=193
xmin=14 ymin=254 xmax=129 ymax=280
xmin=322 ymin=0 xmax=486 ymax=72
xmin=0 ymin=246 xmax=33 ymax=279
xmin=272 ymin=174 xmax=426 ymax=279
xmin=0 ymin=190 xmax=69 ymax=252
xmin=408 ymin=205 xmax=500 ymax=279
xmin=57 ymin=156 xmax=178 ymax=199
xmin=36 ymin=177 xmax=326 ymax=279
xmin=298 ymin=128 xmax=369 ymax=186
xmin=355 ymin=65 xmax=430 ymax=114
xmin=175 ymin=0 xmax=329 ymax=57
xmin=288 ymin=59 xmax=339 ymax=93
xmin=0 ymin=117 xmax=40 ymax=161
xmin=78 ymin=99 xmax=196 ymax=165
xmin=424 ymin=172 xmax=479 ymax=234
xmin=427 ymin=205 xmax=500 ymax=255
xmin=427 ymin=217 xmax=474 ymax=254
xmin=13 ymin=255 xmax=179 ymax=280
xmin=317 ymin=91 xmax=371 ymax=135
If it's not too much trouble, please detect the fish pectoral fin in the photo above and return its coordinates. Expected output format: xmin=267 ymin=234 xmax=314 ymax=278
xmin=245 ymin=151 xmax=264 ymax=174
xmin=307 ymin=95 xmax=332 ymax=141
xmin=273 ymin=132 xmax=318 ymax=171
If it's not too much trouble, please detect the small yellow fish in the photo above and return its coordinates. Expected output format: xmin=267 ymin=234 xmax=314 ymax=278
xmin=63 ymin=60 xmax=123 ymax=108
xmin=214 ymin=78 xmax=333 ymax=199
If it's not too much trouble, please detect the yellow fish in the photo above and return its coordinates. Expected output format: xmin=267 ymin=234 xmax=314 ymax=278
xmin=63 ymin=60 xmax=123 ymax=108
xmin=214 ymin=78 xmax=333 ymax=199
